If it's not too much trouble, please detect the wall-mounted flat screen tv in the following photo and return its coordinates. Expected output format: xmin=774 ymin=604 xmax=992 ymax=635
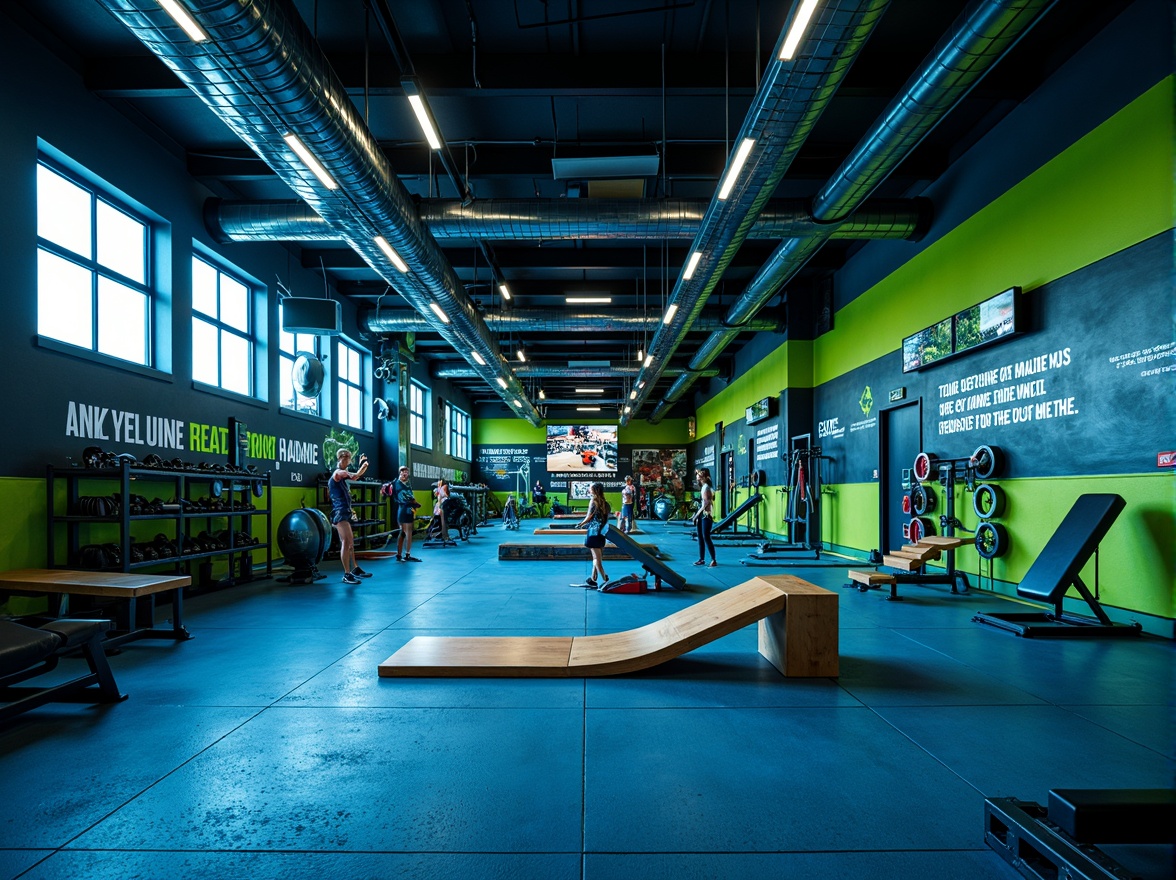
xmin=954 ymin=286 xmax=1021 ymax=354
xmin=546 ymin=424 xmax=618 ymax=473
xmin=902 ymin=318 xmax=953 ymax=373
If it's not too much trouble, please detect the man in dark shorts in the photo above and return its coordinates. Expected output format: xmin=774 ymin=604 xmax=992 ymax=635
xmin=392 ymin=466 xmax=421 ymax=562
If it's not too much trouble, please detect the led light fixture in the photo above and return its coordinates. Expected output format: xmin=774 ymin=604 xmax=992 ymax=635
xmin=401 ymin=77 xmax=443 ymax=150
xmin=283 ymin=134 xmax=337 ymax=190
xmin=576 ymin=407 xmax=601 ymax=412
xmin=636 ymin=348 xmax=643 ymax=361
xmin=517 ymin=348 xmax=526 ymax=362
xmin=499 ymin=283 xmax=512 ymax=301
xmin=470 ymin=350 xmax=486 ymax=365
xmin=373 ymin=236 xmax=408 ymax=273
xmin=780 ymin=0 xmax=821 ymax=61
xmin=565 ymin=296 xmax=612 ymax=304
xmin=683 ymin=251 xmax=703 ymax=280
xmin=629 ymin=390 xmax=637 ymax=400
xmin=157 ymin=0 xmax=208 ymax=41
xmin=496 ymin=377 xmax=508 ymax=388
xmin=513 ymin=398 xmax=521 ymax=407
xmin=663 ymin=303 xmax=679 ymax=324
xmin=717 ymin=138 xmax=756 ymax=200
xmin=538 ymin=389 xmax=546 ymax=400
xmin=644 ymin=354 xmax=653 ymax=367
xmin=575 ymin=388 xmax=605 ymax=394
xmin=624 ymin=406 xmax=631 ymax=413
xmin=428 ymin=302 xmax=449 ymax=324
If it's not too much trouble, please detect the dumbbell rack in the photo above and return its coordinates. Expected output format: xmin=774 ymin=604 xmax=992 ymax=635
xmin=47 ymin=462 xmax=272 ymax=589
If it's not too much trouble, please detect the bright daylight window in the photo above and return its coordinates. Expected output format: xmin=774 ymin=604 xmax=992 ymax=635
xmin=279 ymin=303 xmax=322 ymax=417
xmin=191 ymin=254 xmax=255 ymax=397
xmin=337 ymin=339 xmax=367 ymax=431
xmin=410 ymin=381 xmax=429 ymax=448
xmin=36 ymin=159 xmax=151 ymax=365
xmin=446 ymin=403 xmax=471 ymax=460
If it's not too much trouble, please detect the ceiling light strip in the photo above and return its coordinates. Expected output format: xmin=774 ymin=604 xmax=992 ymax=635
xmin=717 ymin=138 xmax=756 ymax=200
xmin=373 ymin=236 xmax=408 ymax=273
xmin=779 ymin=0 xmax=821 ymax=61
xmin=283 ymin=134 xmax=337 ymax=190
xmin=157 ymin=0 xmax=207 ymax=41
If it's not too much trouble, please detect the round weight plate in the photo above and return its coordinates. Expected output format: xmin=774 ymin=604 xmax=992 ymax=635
xmin=252 ymin=480 xmax=264 ymax=498
xmin=751 ymin=469 xmax=766 ymax=488
xmin=902 ymin=493 xmax=912 ymax=515
xmin=975 ymin=521 xmax=1009 ymax=559
xmin=911 ymin=483 xmax=937 ymax=516
xmin=908 ymin=516 xmax=936 ymax=543
xmin=970 ymin=444 xmax=1004 ymax=480
xmin=972 ymin=483 xmax=1005 ymax=519
xmin=210 ymin=478 xmax=224 ymax=498
xmin=913 ymin=452 xmax=936 ymax=483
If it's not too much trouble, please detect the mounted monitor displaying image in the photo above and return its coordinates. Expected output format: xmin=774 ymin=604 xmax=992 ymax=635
xmin=546 ymin=424 xmax=618 ymax=473
xmin=902 ymin=318 xmax=953 ymax=373
xmin=955 ymin=286 xmax=1021 ymax=355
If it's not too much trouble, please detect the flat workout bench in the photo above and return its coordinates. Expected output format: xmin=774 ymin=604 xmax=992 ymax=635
xmin=378 ymin=575 xmax=838 ymax=678
xmin=972 ymin=494 xmax=1140 ymax=637
xmin=0 ymin=569 xmax=193 ymax=647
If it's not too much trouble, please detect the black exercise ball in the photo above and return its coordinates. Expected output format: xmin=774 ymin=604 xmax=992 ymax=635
xmin=302 ymin=506 xmax=332 ymax=561
xmin=278 ymin=509 xmax=322 ymax=567
xmin=653 ymin=496 xmax=674 ymax=521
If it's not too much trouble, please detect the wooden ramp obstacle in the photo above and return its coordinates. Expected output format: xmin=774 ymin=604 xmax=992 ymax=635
xmin=498 ymin=542 xmax=659 ymax=561
xmin=378 ymin=575 xmax=838 ymax=678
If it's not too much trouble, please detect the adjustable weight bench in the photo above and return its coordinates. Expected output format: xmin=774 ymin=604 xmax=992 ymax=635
xmin=0 ymin=618 xmax=126 ymax=722
xmin=972 ymin=494 xmax=1141 ymax=638
xmin=713 ymin=493 xmax=765 ymax=534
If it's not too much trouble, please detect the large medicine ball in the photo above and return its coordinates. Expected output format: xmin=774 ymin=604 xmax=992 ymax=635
xmin=653 ymin=496 xmax=674 ymax=521
xmin=278 ymin=508 xmax=325 ymax=567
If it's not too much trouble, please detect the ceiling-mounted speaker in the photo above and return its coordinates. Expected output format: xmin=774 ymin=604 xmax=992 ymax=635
xmin=283 ymin=297 xmax=341 ymax=335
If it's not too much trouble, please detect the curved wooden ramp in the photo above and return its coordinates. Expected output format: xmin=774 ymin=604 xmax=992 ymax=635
xmin=378 ymin=575 xmax=838 ymax=678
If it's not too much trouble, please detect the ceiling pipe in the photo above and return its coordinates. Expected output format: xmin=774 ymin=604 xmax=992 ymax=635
xmin=646 ymin=0 xmax=1060 ymax=423
xmin=362 ymin=309 xmax=779 ymax=335
xmin=621 ymin=0 xmax=892 ymax=426
xmin=205 ymin=197 xmax=930 ymax=243
xmin=434 ymin=365 xmax=719 ymax=380
xmin=97 ymin=0 xmax=541 ymax=424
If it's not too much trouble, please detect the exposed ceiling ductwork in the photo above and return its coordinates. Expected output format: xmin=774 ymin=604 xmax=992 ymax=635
xmin=96 ymin=0 xmax=542 ymax=424
xmin=619 ymin=0 xmax=893 ymax=426
xmin=433 ymin=365 xmax=719 ymax=380
xmin=362 ymin=309 xmax=779 ymax=336
xmin=205 ymin=197 xmax=930 ymax=243
xmin=645 ymin=0 xmax=1060 ymax=422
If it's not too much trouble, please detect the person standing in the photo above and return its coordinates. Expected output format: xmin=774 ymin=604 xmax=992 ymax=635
xmin=330 ymin=448 xmax=370 ymax=584
xmin=692 ymin=468 xmax=717 ymax=567
xmin=433 ymin=478 xmax=451 ymax=542
xmin=393 ymin=466 xmax=421 ymax=562
xmin=532 ymin=479 xmax=548 ymax=517
xmin=577 ymin=482 xmax=611 ymax=588
xmin=618 ymin=475 xmax=636 ymax=534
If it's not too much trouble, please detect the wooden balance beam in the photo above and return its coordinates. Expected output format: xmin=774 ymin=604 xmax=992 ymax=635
xmin=378 ymin=575 xmax=838 ymax=678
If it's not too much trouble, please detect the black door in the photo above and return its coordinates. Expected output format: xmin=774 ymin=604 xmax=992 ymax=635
xmin=879 ymin=400 xmax=921 ymax=553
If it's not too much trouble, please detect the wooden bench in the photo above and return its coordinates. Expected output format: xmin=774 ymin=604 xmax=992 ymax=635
xmin=378 ymin=575 xmax=838 ymax=679
xmin=0 ymin=570 xmax=193 ymax=647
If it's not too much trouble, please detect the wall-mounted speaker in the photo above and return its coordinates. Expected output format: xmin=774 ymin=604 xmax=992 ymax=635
xmin=282 ymin=297 xmax=342 ymax=335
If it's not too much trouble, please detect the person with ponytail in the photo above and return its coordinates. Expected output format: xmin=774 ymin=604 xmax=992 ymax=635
xmin=577 ymin=482 xmax=612 ymax=588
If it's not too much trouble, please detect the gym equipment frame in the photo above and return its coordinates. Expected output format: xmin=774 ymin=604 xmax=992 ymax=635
xmin=972 ymin=494 xmax=1141 ymax=638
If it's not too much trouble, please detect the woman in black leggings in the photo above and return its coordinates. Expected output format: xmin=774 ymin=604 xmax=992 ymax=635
xmin=692 ymin=468 xmax=717 ymax=567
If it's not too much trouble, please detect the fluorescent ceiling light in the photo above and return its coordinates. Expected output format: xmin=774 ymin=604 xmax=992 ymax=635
xmin=405 ymin=94 xmax=442 ymax=151
xmin=629 ymin=390 xmax=637 ymax=400
xmin=373 ymin=236 xmax=408 ymax=273
xmin=636 ymin=348 xmax=643 ymax=361
xmin=513 ymin=398 xmax=521 ymax=406
xmin=517 ymin=349 xmax=526 ymax=362
xmin=538 ymin=389 xmax=546 ymax=400
xmin=637 ymin=381 xmax=645 ymax=388
xmin=683 ymin=251 xmax=703 ymax=280
xmin=157 ymin=0 xmax=208 ymax=41
xmin=499 ymin=283 xmax=512 ymax=301
xmin=575 ymin=388 xmax=605 ymax=394
xmin=717 ymin=138 xmax=756 ymax=200
xmin=565 ymin=296 xmax=612 ymax=304
xmin=283 ymin=134 xmax=337 ymax=190
xmin=470 ymin=350 xmax=486 ymax=365
xmin=780 ymin=0 xmax=821 ymax=61
xmin=663 ymin=303 xmax=679 ymax=325
xmin=428 ymin=302 xmax=449 ymax=324
xmin=644 ymin=354 xmax=653 ymax=367
xmin=624 ymin=406 xmax=631 ymax=413
xmin=496 ymin=377 xmax=508 ymax=388
xmin=576 ymin=406 xmax=601 ymax=412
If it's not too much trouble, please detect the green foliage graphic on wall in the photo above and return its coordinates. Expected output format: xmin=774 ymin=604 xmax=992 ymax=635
xmin=322 ymin=429 xmax=359 ymax=470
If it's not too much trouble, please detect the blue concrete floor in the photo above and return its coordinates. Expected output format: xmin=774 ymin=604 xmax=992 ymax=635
xmin=1 ymin=519 xmax=1172 ymax=880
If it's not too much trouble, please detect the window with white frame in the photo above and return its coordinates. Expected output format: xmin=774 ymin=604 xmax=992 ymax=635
xmin=337 ymin=339 xmax=367 ymax=430
xmin=409 ymin=380 xmax=429 ymax=448
xmin=192 ymin=253 xmax=255 ymax=397
xmin=445 ymin=403 xmax=471 ymax=460
xmin=36 ymin=158 xmax=153 ymax=366
xmin=278 ymin=303 xmax=322 ymax=417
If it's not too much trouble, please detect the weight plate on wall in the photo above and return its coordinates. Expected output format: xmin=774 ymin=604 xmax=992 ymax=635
xmin=911 ymin=483 xmax=937 ymax=516
xmin=908 ymin=516 xmax=936 ymax=543
xmin=913 ymin=452 xmax=937 ymax=483
xmin=975 ymin=521 xmax=1009 ymax=559
xmin=972 ymin=483 xmax=1006 ymax=519
xmin=751 ymin=469 xmax=766 ymax=488
xmin=969 ymin=444 xmax=1004 ymax=480
xmin=901 ymin=493 xmax=912 ymax=515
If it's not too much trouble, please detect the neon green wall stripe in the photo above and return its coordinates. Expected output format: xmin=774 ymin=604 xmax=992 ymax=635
xmin=815 ymin=77 xmax=1174 ymax=385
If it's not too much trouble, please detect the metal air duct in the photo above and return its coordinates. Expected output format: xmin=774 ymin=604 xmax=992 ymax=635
xmin=621 ymin=0 xmax=892 ymax=425
xmin=646 ymin=0 xmax=1059 ymax=423
xmin=434 ymin=365 xmax=719 ymax=380
xmin=362 ymin=309 xmax=778 ymax=336
xmin=98 ymin=0 xmax=540 ymax=423
xmin=205 ymin=197 xmax=929 ymax=243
